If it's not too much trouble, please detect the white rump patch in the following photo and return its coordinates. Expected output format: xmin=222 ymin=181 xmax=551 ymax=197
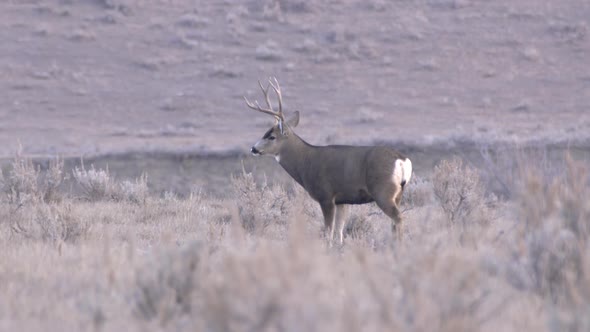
xmin=275 ymin=154 xmax=281 ymax=162
xmin=393 ymin=158 xmax=413 ymax=187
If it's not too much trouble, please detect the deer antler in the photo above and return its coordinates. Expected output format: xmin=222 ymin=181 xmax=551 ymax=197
xmin=244 ymin=77 xmax=285 ymax=123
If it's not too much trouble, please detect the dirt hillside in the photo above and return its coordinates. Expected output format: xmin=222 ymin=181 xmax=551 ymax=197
xmin=1 ymin=0 xmax=588 ymax=158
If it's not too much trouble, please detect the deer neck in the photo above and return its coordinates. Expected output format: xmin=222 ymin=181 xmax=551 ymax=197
xmin=277 ymin=133 xmax=313 ymax=186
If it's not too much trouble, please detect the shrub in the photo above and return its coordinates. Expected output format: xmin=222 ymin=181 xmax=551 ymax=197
xmin=400 ymin=174 xmax=434 ymax=211
xmin=499 ymin=155 xmax=590 ymax=330
xmin=231 ymin=166 xmax=289 ymax=233
xmin=479 ymin=145 xmax=564 ymax=199
xmin=10 ymin=202 xmax=88 ymax=244
xmin=72 ymin=161 xmax=149 ymax=203
xmin=1 ymin=147 xmax=65 ymax=205
xmin=3 ymin=148 xmax=41 ymax=205
xmin=72 ymin=161 xmax=118 ymax=201
xmin=42 ymin=157 xmax=66 ymax=203
xmin=133 ymin=242 xmax=203 ymax=324
xmin=432 ymin=158 xmax=490 ymax=225
xmin=118 ymin=173 xmax=149 ymax=205
xmin=518 ymin=157 xmax=590 ymax=299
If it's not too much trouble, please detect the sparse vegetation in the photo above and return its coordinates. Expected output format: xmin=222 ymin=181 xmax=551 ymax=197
xmin=1 ymin=147 xmax=66 ymax=205
xmin=72 ymin=160 xmax=148 ymax=203
xmin=72 ymin=161 xmax=117 ymax=201
xmin=10 ymin=202 xmax=89 ymax=244
xmin=231 ymin=165 xmax=290 ymax=234
xmin=1 ymin=150 xmax=588 ymax=331
xmin=433 ymin=157 xmax=492 ymax=225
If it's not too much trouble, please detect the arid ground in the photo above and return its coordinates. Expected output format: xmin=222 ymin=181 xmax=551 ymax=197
xmin=0 ymin=1 xmax=589 ymax=331
xmin=2 ymin=0 xmax=589 ymax=153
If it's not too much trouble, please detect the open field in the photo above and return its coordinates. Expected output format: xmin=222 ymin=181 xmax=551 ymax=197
xmin=0 ymin=0 xmax=589 ymax=331
xmin=1 ymin=150 xmax=590 ymax=331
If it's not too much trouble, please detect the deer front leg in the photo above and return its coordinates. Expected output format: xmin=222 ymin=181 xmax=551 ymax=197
xmin=335 ymin=205 xmax=349 ymax=246
xmin=320 ymin=200 xmax=336 ymax=246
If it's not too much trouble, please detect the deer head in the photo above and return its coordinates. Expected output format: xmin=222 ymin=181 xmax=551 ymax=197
xmin=244 ymin=78 xmax=299 ymax=157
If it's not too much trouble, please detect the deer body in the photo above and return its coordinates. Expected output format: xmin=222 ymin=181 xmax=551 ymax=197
xmin=245 ymin=78 xmax=412 ymax=244
xmin=276 ymin=136 xmax=409 ymax=205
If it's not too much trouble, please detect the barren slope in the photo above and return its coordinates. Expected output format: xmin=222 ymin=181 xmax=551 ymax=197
xmin=0 ymin=0 xmax=588 ymax=158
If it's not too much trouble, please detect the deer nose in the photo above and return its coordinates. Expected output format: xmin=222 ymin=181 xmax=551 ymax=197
xmin=251 ymin=147 xmax=260 ymax=155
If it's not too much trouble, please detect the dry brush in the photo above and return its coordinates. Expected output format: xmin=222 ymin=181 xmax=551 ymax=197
xmin=0 ymin=150 xmax=588 ymax=331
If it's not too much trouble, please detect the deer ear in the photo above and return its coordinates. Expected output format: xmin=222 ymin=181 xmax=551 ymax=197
xmin=286 ymin=111 xmax=300 ymax=128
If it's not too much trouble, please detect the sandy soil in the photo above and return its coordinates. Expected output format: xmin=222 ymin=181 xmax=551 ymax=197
xmin=0 ymin=0 xmax=589 ymax=159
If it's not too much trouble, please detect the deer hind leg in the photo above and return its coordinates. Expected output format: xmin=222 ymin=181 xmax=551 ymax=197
xmin=320 ymin=200 xmax=336 ymax=246
xmin=374 ymin=187 xmax=403 ymax=241
xmin=335 ymin=205 xmax=349 ymax=246
xmin=394 ymin=188 xmax=404 ymax=207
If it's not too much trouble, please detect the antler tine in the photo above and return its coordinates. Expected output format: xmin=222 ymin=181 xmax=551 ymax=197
xmin=243 ymin=96 xmax=281 ymax=118
xmin=258 ymin=80 xmax=274 ymax=113
xmin=268 ymin=77 xmax=283 ymax=118
xmin=244 ymin=78 xmax=287 ymax=123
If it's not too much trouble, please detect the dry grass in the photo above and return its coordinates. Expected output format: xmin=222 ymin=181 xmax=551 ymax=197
xmin=0 ymin=151 xmax=589 ymax=331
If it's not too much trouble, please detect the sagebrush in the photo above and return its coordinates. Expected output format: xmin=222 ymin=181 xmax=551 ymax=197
xmin=0 ymin=153 xmax=588 ymax=332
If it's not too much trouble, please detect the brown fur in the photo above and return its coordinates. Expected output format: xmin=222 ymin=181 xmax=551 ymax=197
xmin=252 ymin=121 xmax=410 ymax=245
xmin=246 ymin=79 xmax=411 ymax=245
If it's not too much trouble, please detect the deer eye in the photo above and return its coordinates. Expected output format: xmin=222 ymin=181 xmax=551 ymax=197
xmin=268 ymin=136 xmax=276 ymax=140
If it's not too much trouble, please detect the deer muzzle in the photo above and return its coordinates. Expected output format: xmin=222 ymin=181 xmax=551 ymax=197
xmin=250 ymin=146 xmax=261 ymax=155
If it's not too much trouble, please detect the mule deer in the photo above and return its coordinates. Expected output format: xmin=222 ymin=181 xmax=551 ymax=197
xmin=244 ymin=78 xmax=412 ymax=244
